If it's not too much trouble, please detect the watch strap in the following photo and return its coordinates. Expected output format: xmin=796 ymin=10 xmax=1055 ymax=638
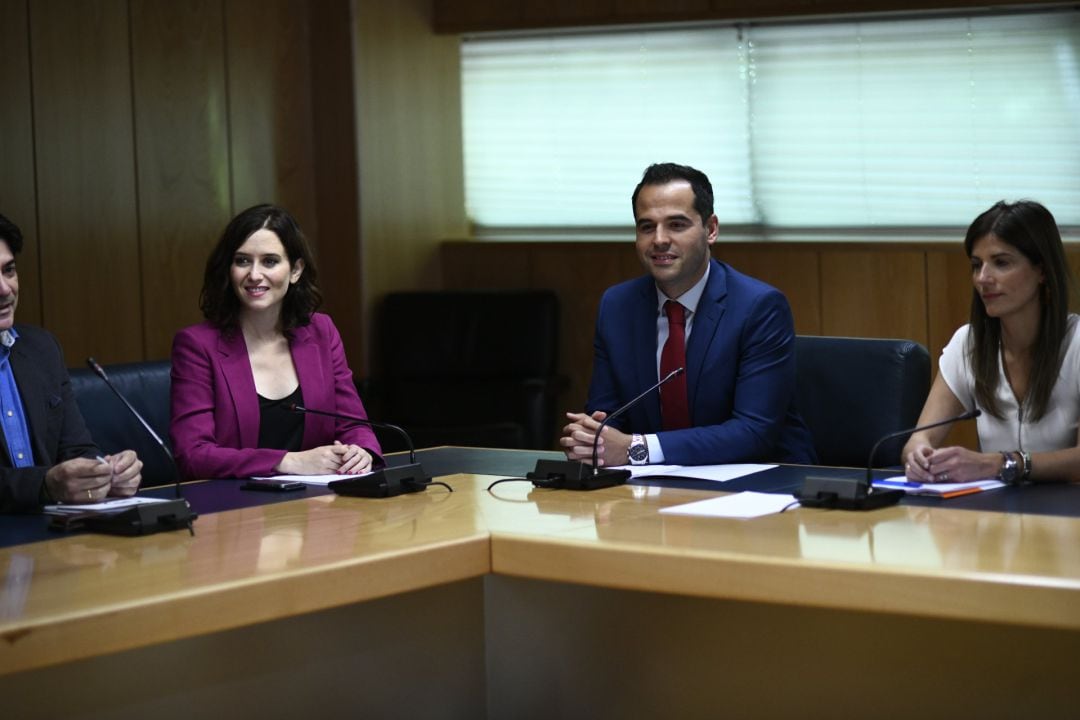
xmin=628 ymin=434 xmax=649 ymax=465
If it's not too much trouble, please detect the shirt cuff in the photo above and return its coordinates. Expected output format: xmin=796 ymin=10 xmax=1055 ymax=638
xmin=645 ymin=434 xmax=665 ymax=464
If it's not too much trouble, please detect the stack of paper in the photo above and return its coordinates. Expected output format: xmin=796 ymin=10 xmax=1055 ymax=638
xmin=872 ymin=477 xmax=1004 ymax=499
xmin=44 ymin=496 xmax=172 ymax=515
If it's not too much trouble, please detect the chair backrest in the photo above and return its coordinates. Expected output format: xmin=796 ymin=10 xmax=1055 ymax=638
xmin=68 ymin=360 xmax=177 ymax=487
xmin=374 ymin=290 xmax=561 ymax=450
xmin=794 ymin=336 xmax=930 ymax=468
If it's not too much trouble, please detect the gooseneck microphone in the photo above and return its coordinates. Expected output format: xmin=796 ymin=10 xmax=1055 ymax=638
xmin=796 ymin=408 xmax=982 ymax=510
xmin=528 ymin=367 xmax=685 ymax=491
xmin=81 ymin=358 xmax=196 ymax=535
xmin=88 ymin=358 xmax=180 ymax=496
xmin=289 ymin=404 xmax=445 ymax=498
xmin=864 ymin=408 xmax=981 ymax=487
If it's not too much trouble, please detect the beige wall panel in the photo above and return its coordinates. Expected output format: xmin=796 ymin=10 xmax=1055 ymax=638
xmin=0 ymin=0 xmax=41 ymax=325
xmin=518 ymin=0 xmax=616 ymax=25
xmin=308 ymin=0 xmax=363 ymax=369
xmin=441 ymin=242 xmax=532 ymax=290
xmin=720 ymin=245 xmax=822 ymax=335
xmin=436 ymin=0 xmax=1057 ymax=32
xmin=926 ymin=248 xmax=972 ymax=360
xmin=619 ymin=243 xmax=645 ymax=282
xmin=131 ymin=0 xmax=231 ymax=360
xmin=30 ymin=0 xmax=142 ymax=363
xmin=820 ymin=249 xmax=927 ymax=344
xmin=616 ymin=0 xmax=709 ymax=18
xmin=356 ymin=0 xmax=467 ymax=374
xmin=926 ymin=247 xmax=978 ymax=448
xmin=1068 ymin=248 xmax=1080 ymax=311
xmin=531 ymin=246 xmax=633 ymax=416
xmin=225 ymin=0 xmax=317 ymax=233
xmin=709 ymin=0 xmax=1059 ymax=18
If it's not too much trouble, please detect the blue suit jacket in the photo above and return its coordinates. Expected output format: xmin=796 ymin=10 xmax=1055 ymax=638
xmin=586 ymin=259 xmax=816 ymax=465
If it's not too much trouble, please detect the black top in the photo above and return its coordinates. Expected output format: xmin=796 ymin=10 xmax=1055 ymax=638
xmin=257 ymin=386 xmax=305 ymax=452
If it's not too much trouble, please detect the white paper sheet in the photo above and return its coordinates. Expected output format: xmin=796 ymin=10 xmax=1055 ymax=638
xmin=252 ymin=472 xmax=374 ymax=486
xmin=621 ymin=463 xmax=777 ymax=483
xmin=44 ymin=495 xmax=172 ymax=515
xmin=660 ymin=491 xmax=797 ymax=518
xmin=873 ymin=476 xmax=1004 ymax=497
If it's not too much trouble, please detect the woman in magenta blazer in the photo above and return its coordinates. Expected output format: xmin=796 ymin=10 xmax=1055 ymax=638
xmin=170 ymin=205 xmax=381 ymax=480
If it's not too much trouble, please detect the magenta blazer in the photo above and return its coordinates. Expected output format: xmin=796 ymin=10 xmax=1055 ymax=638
xmin=169 ymin=313 xmax=381 ymax=479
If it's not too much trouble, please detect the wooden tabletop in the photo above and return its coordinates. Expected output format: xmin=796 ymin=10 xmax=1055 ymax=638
xmin=3 ymin=473 xmax=1079 ymax=675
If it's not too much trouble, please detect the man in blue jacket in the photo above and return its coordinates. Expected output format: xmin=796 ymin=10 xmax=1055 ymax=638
xmin=0 ymin=213 xmax=142 ymax=512
xmin=560 ymin=163 xmax=816 ymax=468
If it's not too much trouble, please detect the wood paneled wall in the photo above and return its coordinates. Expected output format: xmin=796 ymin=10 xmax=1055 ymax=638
xmin=433 ymin=0 xmax=1065 ymax=33
xmin=354 ymin=0 xmax=468 ymax=372
xmin=0 ymin=0 xmax=361 ymax=366
xmin=445 ymin=240 xmax=1080 ymax=450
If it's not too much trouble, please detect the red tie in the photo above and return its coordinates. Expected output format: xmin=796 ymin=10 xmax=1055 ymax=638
xmin=660 ymin=300 xmax=690 ymax=430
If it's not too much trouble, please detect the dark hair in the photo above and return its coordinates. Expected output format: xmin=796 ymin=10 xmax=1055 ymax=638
xmin=0 ymin=213 xmax=24 ymax=255
xmin=631 ymin=163 xmax=715 ymax=225
xmin=964 ymin=200 xmax=1072 ymax=421
xmin=200 ymin=204 xmax=322 ymax=331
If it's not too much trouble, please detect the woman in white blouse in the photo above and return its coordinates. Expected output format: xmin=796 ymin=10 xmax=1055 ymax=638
xmin=903 ymin=200 xmax=1079 ymax=485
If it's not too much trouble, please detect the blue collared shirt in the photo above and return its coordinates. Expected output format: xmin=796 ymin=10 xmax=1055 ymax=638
xmin=0 ymin=329 xmax=35 ymax=467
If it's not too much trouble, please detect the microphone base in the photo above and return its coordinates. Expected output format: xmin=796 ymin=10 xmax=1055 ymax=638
xmin=57 ymin=499 xmax=198 ymax=536
xmin=795 ymin=476 xmax=905 ymax=511
xmin=527 ymin=459 xmax=631 ymax=491
xmin=329 ymin=463 xmax=433 ymax=498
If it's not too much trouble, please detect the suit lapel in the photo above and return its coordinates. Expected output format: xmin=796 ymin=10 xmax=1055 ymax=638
xmin=216 ymin=330 xmax=261 ymax=449
xmin=631 ymin=279 xmax=663 ymax=430
xmin=685 ymin=260 xmax=727 ymax=417
xmin=289 ymin=324 xmax=330 ymax=448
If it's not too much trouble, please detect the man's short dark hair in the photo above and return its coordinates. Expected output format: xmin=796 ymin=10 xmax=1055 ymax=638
xmin=631 ymin=163 xmax=714 ymax=225
xmin=0 ymin=213 xmax=24 ymax=255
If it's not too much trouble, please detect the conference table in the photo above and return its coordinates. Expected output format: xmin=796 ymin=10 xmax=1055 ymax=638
xmin=2 ymin=448 xmax=1079 ymax=719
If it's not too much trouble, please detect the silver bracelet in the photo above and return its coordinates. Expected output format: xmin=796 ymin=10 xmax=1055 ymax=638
xmin=1019 ymin=450 xmax=1032 ymax=482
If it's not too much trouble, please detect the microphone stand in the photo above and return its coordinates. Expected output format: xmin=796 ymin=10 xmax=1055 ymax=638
xmin=289 ymin=404 xmax=438 ymax=498
xmin=528 ymin=368 xmax=685 ymax=491
xmin=796 ymin=409 xmax=982 ymax=510
xmin=75 ymin=358 xmax=196 ymax=535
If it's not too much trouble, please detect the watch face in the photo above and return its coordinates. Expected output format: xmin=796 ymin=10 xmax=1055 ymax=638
xmin=1000 ymin=455 xmax=1018 ymax=484
xmin=629 ymin=443 xmax=648 ymax=462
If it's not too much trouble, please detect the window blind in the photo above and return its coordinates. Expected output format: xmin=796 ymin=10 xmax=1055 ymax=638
xmin=461 ymin=10 xmax=1080 ymax=232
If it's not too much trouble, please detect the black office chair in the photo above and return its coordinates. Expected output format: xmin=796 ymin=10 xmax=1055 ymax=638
xmin=364 ymin=290 xmax=564 ymax=453
xmin=794 ymin=336 xmax=930 ymax=468
xmin=68 ymin=360 xmax=178 ymax=487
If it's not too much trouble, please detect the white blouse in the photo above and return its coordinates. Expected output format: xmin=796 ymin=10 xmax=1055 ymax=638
xmin=939 ymin=314 xmax=1080 ymax=453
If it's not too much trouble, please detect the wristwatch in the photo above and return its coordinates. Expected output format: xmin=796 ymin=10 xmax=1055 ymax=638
xmin=998 ymin=451 xmax=1020 ymax=485
xmin=628 ymin=434 xmax=649 ymax=465
xmin=1019 ymin=450 xmax=1032 ymax=483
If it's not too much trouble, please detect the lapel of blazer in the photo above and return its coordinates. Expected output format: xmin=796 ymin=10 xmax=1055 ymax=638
xmin=685 ymin=259 xmax=728 ymax=414
xmin=631 ymin=278 xmax=664 ymax=430
xmin=8 ymin=337 xmax=47 ymax=465
xmin=216 ymin=329 xmax=261 ymax=449
xmin=288 ymin=322 xmax=329 ymax=448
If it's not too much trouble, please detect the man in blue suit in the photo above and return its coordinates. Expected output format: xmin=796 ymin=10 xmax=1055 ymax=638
xmin=560 ymin=163 xmax=816 ymax=467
